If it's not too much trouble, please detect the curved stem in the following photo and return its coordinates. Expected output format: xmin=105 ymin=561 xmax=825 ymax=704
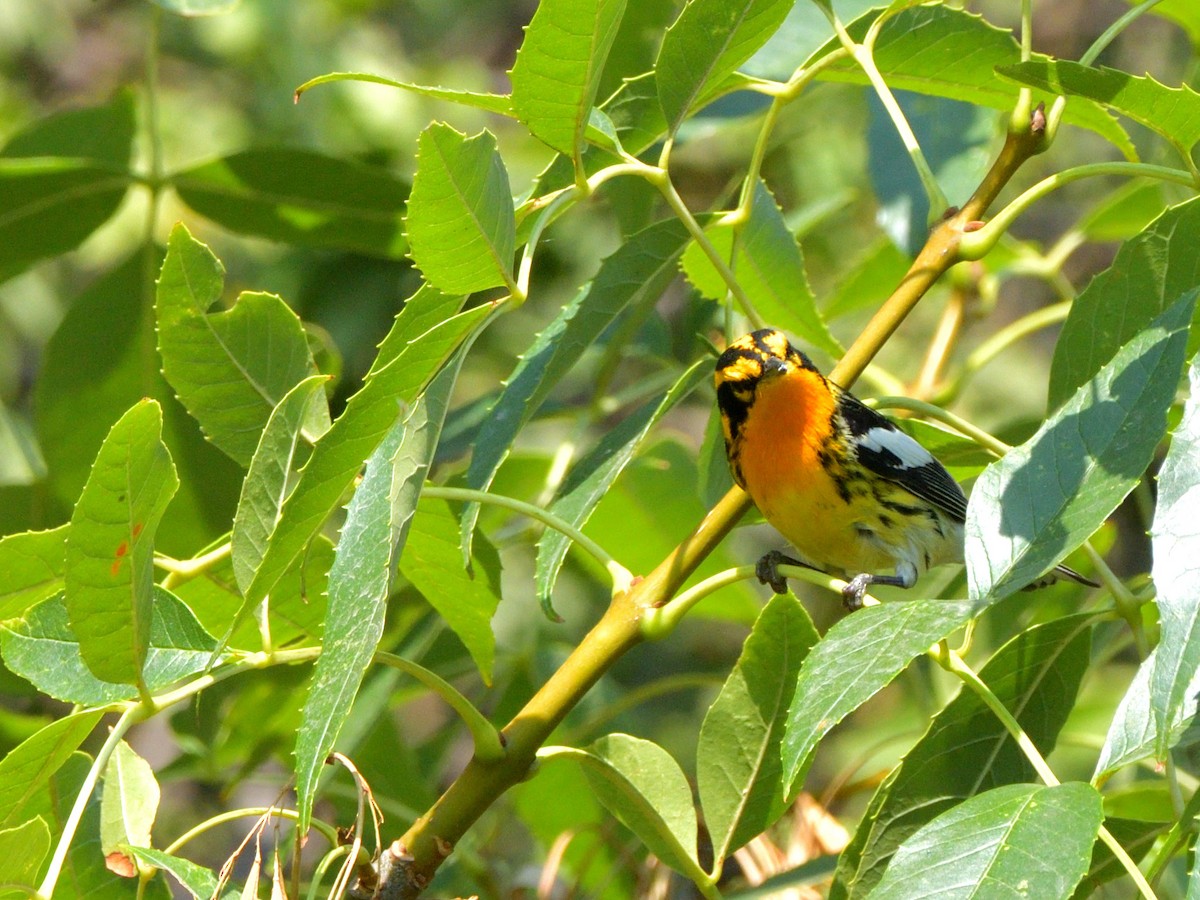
xmin=936 ymin=301 xmax=1072 ymax=404
xmin=422 ymin=485 xmax=633 ymax=595
xmin=38 ymin=708 xmax=140 ymax=898
xmin=654 ymin=174 xmax=763 ymax=327
xmin=374 ymin=652 xmax=504 ymax=761
xmin=155 ymin=541 xmax=232 ymax=584
xmin=164 ymin=807 xmax=339 ymax=857
xmin=1080 ymin=0 xmax=1166 ymax=67
xmin=869 ymin=396 xmax=1009 ymax=457
xmin=938 ymin=647 xmax=1157 ymax=900
xmin=959 ymin=163 xmax=1197 ymax=260
xmin=825 ymin=6 xmax=947 ymax=217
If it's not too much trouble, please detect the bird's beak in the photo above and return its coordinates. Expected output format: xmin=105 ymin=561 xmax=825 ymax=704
xmin=762 ymin=356 xmax=789 ymax=377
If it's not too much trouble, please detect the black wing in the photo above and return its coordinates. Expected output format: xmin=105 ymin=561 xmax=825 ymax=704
xmin=835 ymin=389 xmax=969 ymax=522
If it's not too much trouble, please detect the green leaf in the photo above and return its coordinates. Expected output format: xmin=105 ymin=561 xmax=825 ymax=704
xmin=0 ymin=711 xmax=103 ymax=830
xmin=294 ymin=352 xmax=461 ymax=831
xmin=129 ymin=847 xmax=234 ymax=899
xmin=369 ymin=284 xmax=466 ymax=378
xmin=293 ymin=417 xmax=406 ymax=833
xmin=0 ymin=816 xmax=50 ymax=895
xmin=101 ymin=741 xmax=160 ymax=867
xmin=870 ymin=783 xmax=1103 ymax=900
xmin=823 ymin=236 xmax=913 ymax=319
xmin=511 ymin=0 xmax=627 ymax=158
xmin=698 ymin=593 xmax=818 ymax=865
xmin=64 ymin=399 xmax=178 ymax=687
xmin=462 ymin=217 xmax=695 ymax=558
xmin=0 ymin=159 xmax=130 ymax=283
xmin=655 ymin=0 xmax=793 ymax=134
xmin=1143 ymin=0 xmax=1200 ymax=46
xmin=565 ymin=734 xmax=701 ymax=877
xmin=174 ymin=149 xmax=408 ymax=257
xmin=406 ymin=124 xmax=516 ymax=294
xmin=1 ymin=90 xmax=135 ymax=167
xmin=997 ymin=60 xmax=1200 ymax=163
xmin=1148 ymin=356 xmax=1200 ymax=760
xmin=34 ymin=250 xmax=241 ymax=553
xmin=231 ymin=375 xmax=331 ymax=594
xmin=681 ymin=181 xmax=841 ymax=357
xmin=0 ymin=525 xmax=67 ymax=619
xmin=400 ymin=497 xmax=502 ymax=681
xmin=810 ymin=6 xmax=1135 ymax=160
xmin=47 ymin=754 xmax=165 ymax=899
xmin=2 ymin=588 xmax=225 ymax=705
xmin=241 ymin=302 xmax=490 ymax=612
xmin=966 ymin=291 xmax=1196 ymax=603
xmin=294 ymin=72 xmax=513 ymax=115
xmin=1074 ymin=181 xmax=1166 ymax=243
xmin=834 ymin=615 xmax=1093 ymax=897
xmin=782 ymin=599 xmax=975 ymax=793
xmin=171 ymin=537 xmax=331 ymax=652
xmin=157 ymin=224 xmax=326 ymax=467
xmin=535 ymin=360 xmax=708 ymax=614
xmin=1050 ymin=197 xmax=1200 ymax=408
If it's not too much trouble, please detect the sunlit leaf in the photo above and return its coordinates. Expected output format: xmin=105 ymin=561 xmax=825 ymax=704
xmin=967 ymin=292 xmax=1195 ymax=602
xmin=64 ymin=400 xmax=178 ymax=687
xmin=870 ymin=783 xmax=1102 ymax=900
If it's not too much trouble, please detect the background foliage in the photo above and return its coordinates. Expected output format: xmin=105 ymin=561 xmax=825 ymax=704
xmin=1 ymin=0 xmax=1199 ymax=898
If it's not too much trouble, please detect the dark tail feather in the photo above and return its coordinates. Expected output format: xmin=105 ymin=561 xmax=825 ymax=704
xmin=1022 ymin=563 xmax=1101 ymax=592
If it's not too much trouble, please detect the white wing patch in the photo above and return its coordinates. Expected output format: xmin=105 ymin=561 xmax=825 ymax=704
xmin=859 ymin=426 xmax=936 ymax=470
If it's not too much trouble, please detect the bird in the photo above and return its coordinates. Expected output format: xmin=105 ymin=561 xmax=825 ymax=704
xmin=714 ymin=328 xmax=1096 ymax=609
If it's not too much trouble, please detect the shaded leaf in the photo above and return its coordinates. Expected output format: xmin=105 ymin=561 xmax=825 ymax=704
xmin=157 ymin=224 xmax=326 ymax=467
xmin=241 ymin=302 xmax=490 ymax=612
xmin=0 ymin=816 xmax=51 ymax=895
xmin=463 ymin=217 xmax=694 ymax=559
xmin=870 ymin=783 xmax=1102 ymax=900
xmin=0 ymin=711 xmax=103 ymax=830
xmin=406 ymin=124 xmax=515 ymax=294
xmin=2 ymin=588 xmax=225 ymax=705
xmin=536 ymin=359 xmax=708 ymax=613
xmin=698 ymin=592 xmax=818 ymax=864
xmin=782 ymin=600 xmax=975 ymax=793
xmin=566 ymin=734 xmax=701 ymax=877
xmin=0 ymin=159 xmax=130 ymax=283
xmin=966 ymin=291 xmax=1196 ymax=602
xmin=834 ymin=615 xmax=1093 ymax=896
xmin=294 ymin=352 xmax=462 ymax=830
xmin=231 ymin=375 xmax=331 ymax=594
xmin=1050 ymin=197 xmax=1200 ymax=407
xmin=34 ymin=250 xmax=242 ymax=555
xmin=64 ymin=400 xmax=178 ymax=686
xmin=400 ymin=497 xmax=502 ymax=681
xmin=174 ymin=149 xmax=408 ymax=257
xmin=2 ymin=90 xmax=135 ymax=167
xmin=510 ymin=0 xmax=628 ymax=157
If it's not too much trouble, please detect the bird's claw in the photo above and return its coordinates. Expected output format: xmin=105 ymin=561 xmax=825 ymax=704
xmin=756 ymin=550 xmax=797 ymax=594
xmin=841 ymin=574 xmax=872 ymax=611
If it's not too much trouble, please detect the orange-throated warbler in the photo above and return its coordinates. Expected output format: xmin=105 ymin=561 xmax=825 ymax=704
xmin=715 ymin=328 xmax=1096 ymax=609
